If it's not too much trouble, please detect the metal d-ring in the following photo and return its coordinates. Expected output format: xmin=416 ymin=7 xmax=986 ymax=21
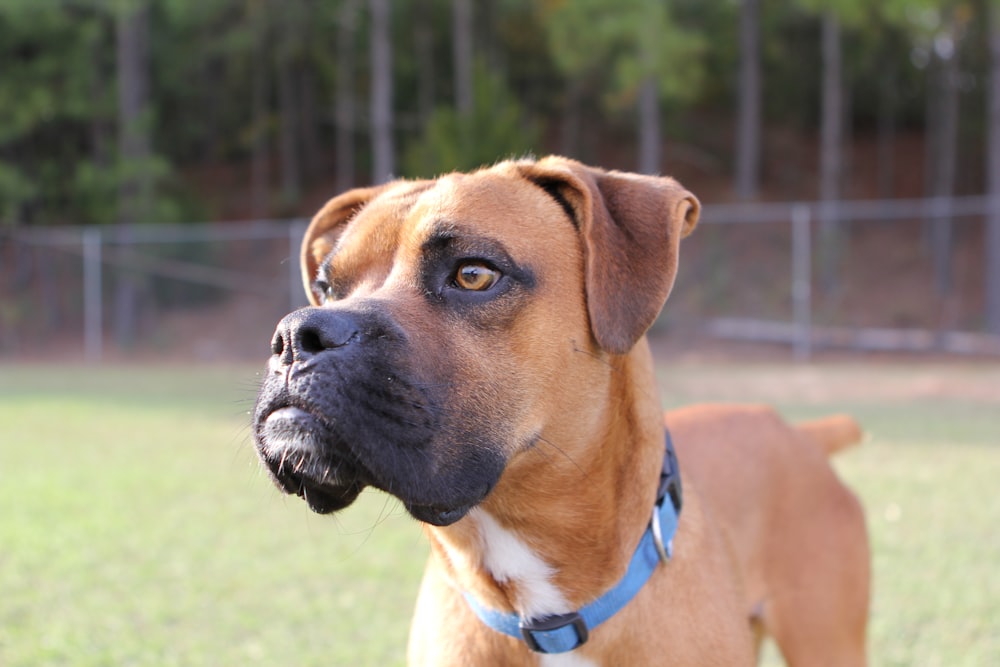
xmin=651 ymin=503 xmax=672 ymax=564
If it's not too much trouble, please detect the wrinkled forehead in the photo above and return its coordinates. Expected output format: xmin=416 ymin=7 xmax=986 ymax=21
xmin=336 ymin=168 xmax=577 ymax=265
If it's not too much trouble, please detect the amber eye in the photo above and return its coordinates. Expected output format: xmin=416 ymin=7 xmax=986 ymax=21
xmin=312 ymin=279 xmax=335 ymax=303
xmin=453 ymin=262 xmax=500 ymax=291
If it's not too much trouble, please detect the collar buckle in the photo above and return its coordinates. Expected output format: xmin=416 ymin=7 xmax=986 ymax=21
xmin=520 ymin=611 xmax=590 ymax=654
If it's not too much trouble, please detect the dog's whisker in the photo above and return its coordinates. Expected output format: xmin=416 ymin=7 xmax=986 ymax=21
xmin=372 ymin=492 xmax=397 ymax=529
xmin=571 ymin=341 xmax=614 ymax=368
xmin=535 ymin=435 xmax=587 ymax=477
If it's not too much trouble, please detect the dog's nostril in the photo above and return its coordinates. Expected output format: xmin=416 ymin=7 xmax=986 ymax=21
xmin=272 ymin=307 xmax=366 ymax=362
xmin=298 ymin=328 xmax=325 ymax=355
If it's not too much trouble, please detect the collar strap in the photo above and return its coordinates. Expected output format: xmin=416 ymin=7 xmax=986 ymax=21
xmin=462 ymin=431 xmax=682 ymax=655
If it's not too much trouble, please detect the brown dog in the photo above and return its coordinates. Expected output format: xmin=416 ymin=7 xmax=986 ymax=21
xmin=253 ymin=157 xmax=870 ymax=665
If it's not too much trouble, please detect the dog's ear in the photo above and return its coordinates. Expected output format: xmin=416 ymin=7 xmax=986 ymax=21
xmin=519 ymin=157 xmax=700 ymax=354
xmin=300 ymin=186 xmax=385 ymax=305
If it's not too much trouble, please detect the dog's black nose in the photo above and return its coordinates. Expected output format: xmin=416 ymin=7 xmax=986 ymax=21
xmin=271 ymin=307 xmax=363 ymax=364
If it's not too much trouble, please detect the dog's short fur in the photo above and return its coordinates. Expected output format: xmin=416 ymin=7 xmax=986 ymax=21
xmin=253 ymin=157 xmax=870 ymax=665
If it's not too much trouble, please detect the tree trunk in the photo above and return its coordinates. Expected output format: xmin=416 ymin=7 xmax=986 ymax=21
xmin=987 ymin=2 xmax=1000 ymax=334
xmin=481 ymin=0 xmax=503 ymax=74
xmin=249 ymin=0 xmax=270 ymax=219
xmin=735 ymin=0 xmax=761 ymax=200
xmin=818 ymin=11 xmax=843 ymax=294
xmin=559 ymin=78 xmax=584 ymax=160
xmin=276 ymin=15 xmax=301 ymax=207
xmin=415 ymin=0 xmax=436 ymax=127
xmin=370 ymin=0 xmax=394 ymax=184
xmin=452 ymin=0 xmax=473 ymax=116
xmin=115 ymin=0 xmax=152 ymax=348
xmin=90 ymin=23 xmax=112 ymax=172
xmin=876 ymin=62 xmax=897 ymax=199
xmin=638 ymin=75 xmax=661 ymax=175
xmin=299 ymin=63 xmax=322 ymax=181
xmin=116 ymin=1 xmax=151 ymax=224
xmin=335 ymin=0 xmax=359 ymax=194
xmin=927 ymin=18 xmax=960 ymax=300
xmin=203 ymin=60 xmax=225 ymax=162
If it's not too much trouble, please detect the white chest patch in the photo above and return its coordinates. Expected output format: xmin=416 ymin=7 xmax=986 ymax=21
xmin=540 ymin=654 xmax=600 ymax=667
xmin=469 ymin=508 xmax=571 ymax=620
xmin=460 ymin=509 xmax=601 ymax=667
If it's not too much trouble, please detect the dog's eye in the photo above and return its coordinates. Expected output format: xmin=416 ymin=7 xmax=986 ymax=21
xmin=452 ymin=262 xmax=500 ymax=292
xmin=312 ymin=279 xmax=335 ymax=303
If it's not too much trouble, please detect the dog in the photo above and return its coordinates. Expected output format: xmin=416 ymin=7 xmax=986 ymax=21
xmin=252 ymin=156 xmax=870 ymax=665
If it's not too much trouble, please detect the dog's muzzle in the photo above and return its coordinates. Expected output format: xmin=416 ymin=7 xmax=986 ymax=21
xmin=252 ymin=306 xmax=503 ymax=526
xmin=254 ymin=308 xmax=376 ymax=513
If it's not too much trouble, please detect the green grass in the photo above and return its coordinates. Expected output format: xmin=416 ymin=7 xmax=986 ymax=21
xmin=0 ymin=365 xmax=427 ymax=666
xmin=1 ymin=361 xmax=998 ymax=665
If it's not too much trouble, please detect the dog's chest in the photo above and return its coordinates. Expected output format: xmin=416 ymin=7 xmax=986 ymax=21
xmin=455 ymin=510 xmax=599 ymax=667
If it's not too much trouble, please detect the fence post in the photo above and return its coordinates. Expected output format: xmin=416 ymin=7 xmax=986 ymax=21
xmin=289 ymin=220 xmax=309 ymax=310
xmin=83 ymin=227 xmax=103 ymax=363
xmin=792 ymin=205 xmax=812 ymax=360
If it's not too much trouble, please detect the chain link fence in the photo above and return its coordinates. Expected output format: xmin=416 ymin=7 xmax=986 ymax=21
xmin=1 ymin=220 xmax=308 ymax=362
xmin=2 ymin=197 xmax=999 ymax=362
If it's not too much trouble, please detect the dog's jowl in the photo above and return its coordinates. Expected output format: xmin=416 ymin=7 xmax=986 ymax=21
xmin=253 ymin=157 xmax=870 ymax=666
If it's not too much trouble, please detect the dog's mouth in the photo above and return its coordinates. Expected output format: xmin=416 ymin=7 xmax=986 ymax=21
xmin=257 ymin=406 xmax=370 ymax=514
xmin=286 ymin=475 xmax=365 ymax=514
xmin=255 ymin=405 xmax=485 ymax=525
xmin=403 ymin=501 xmax=477 ymax=527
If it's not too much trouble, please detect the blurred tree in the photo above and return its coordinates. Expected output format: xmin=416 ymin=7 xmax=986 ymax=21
xmin=795 ymin=0 xmax=865 ymax=293
xmin=0 ymin=3 xmax=115 ymax=225
xmin=403 ymin=60 xmax=539 ymax=177
xmin=880 ymin=1 xmax=973 ymax=309
xmin=298 ymin=21 xmax=322 ymax=182
xmin=335 ymin=0 xmax=360 ymax=194
xmin=926 ymin=6 xmax=966 ymax=299
xmin=453 ymin=0 xmax=473 ymax=115
xmin=414 ymin=0 xmax=437 ymax=129
xmin=867 ymin=25 xmax=907 ymax=198
xmin=247 ymin=0 xmax=271 ymax=218
xmin=275 ymin=1 xmax=303 ymax=208
xmin=988 ymin=0 xmax=1000 ymax=334
xmin=819 ymin=9 xmax=843 ymax=206
xmin=736 ymin=0 xmax=761 ymax=200
xmin=844 ymin=6 xmax=934 ymax=200
xmin=542 ymin=0 xmax=703 ymax=174
xmin=156 ymin=0 xmax=242 ymax=162
xmin=0 ymin=2 xmax=114 ymax=335
xmin=115 ymin=0 xmax=153 ymax=347
xmin=370 ymin=0 xmax=394 ymax=183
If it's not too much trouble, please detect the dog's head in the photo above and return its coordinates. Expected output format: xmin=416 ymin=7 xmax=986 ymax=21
xmin=252 ymin=157 xmax=698 ymax=526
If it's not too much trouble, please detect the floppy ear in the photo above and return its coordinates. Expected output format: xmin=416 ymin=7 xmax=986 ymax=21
xmin=300 ymin=186 xmax=385 ymax=305
xmin=519 ymin=157 xmax=700 ymax=354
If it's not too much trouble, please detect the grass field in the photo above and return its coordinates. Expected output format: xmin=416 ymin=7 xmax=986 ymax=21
xmin=1 ymin=358 xmax=998 ymax=666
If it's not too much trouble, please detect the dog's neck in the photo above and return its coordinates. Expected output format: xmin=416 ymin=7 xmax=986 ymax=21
xmin=425 ymin=339 xmax=665 ymax=620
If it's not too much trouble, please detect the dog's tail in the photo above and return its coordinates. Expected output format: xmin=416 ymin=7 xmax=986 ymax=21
xmin=795 ymin=414 xmax=863 ymax=457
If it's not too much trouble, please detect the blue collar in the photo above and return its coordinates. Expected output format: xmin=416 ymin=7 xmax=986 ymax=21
xmin=462 ymin=431 xmax=683 ymax=655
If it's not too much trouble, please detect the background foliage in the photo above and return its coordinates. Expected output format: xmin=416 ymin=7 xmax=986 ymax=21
xmin=3 ymin=0 xmax=1000 ymax=340
xmin=0 ymin=0 xmax=995 ymax=224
